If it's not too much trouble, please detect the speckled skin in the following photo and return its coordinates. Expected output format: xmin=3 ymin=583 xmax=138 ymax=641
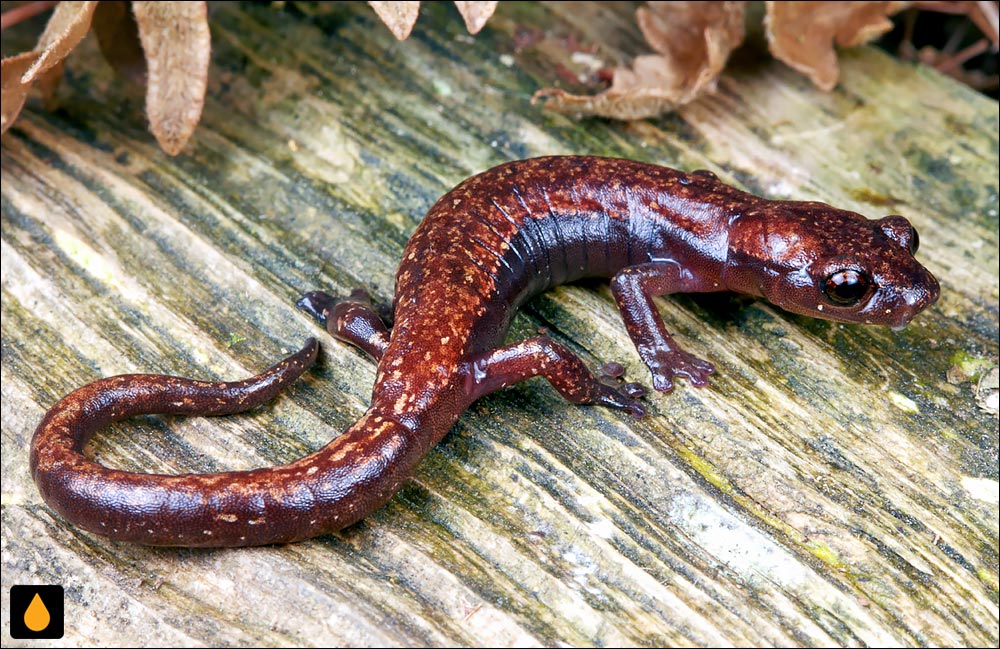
xmin=30 ymin=156 xmax=940 ymax=547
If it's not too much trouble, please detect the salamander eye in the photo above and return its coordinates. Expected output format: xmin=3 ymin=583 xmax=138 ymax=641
xmin=908 ymin=226 xmax=919 ymax=255
xmin=823 ymin=269 xmax=870 ymax=306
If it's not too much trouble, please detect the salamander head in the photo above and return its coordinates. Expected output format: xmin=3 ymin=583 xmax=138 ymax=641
xmin=726 ymin=202 xmax=940 ymax=329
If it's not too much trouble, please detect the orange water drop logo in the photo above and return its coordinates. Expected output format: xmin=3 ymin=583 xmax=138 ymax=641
xmin=24 ymin=592 xmax=51 ymax=632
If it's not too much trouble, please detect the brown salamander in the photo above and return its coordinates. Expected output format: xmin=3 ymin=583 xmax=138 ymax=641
xmin=30 ymin=156 xmax=940 ymax=546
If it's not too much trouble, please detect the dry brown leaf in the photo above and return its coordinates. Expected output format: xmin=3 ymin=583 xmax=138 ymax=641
xmin=92 ymin=1 xmax=147 ymax=85
xmin=368 ymin=1 xmax=420 ymax=40
xmin=35 ymin=60 xmax=65 ymax=109
xmin=765 ymin=1 xmax=909 ymax=91
xmin=21 ymin=1 xmax=98 ymax=85
xmin=535 ymin=1 xmax=746 ymax=119
xmin=2 ymin=51 xmax=42 ymax=134
xmin=454 ymin=1 xmax=497 ymax=34
xmin=133 ymin=1 xmax=211 ymax=156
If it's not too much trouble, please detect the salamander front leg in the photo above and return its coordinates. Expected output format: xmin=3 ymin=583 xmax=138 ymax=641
xmin=611 ymin=262 xmax=715 ymax=392
xmin=463 ymin=337 xmax=646 ymax=418
xmin=297 ymin=289 xmax=390 ymax=362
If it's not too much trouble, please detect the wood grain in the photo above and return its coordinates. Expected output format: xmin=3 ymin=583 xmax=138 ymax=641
xmin=2 ymin=2 xmax=996 ymax=646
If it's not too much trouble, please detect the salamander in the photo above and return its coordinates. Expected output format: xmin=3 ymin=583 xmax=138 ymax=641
xmin=30 ymin=156 xmax=940 ymax=547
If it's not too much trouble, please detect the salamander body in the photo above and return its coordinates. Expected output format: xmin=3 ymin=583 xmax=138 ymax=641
xmin=30 ymin=156 xmax=940 ymax=546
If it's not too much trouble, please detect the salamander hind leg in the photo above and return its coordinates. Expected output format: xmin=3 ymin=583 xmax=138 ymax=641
xmin=297 ymin=289 xmax=390 ymax=361
xmin=463 ymin=337 xmax=646 ymax=418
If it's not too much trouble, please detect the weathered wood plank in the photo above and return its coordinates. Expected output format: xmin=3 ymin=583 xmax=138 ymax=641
xmin=2 ymin=2 xmax=997 ymax=646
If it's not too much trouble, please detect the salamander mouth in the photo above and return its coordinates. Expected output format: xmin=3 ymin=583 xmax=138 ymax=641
xmin=886 ymin=293 xmax=934 ymax=331
xmin=882 ymin=270 xmax=941 ymax=331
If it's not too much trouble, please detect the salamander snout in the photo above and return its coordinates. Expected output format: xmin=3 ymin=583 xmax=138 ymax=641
xmin=886 ymin=269 xmax=940 ymax=330
xmin=746 ymin=218 xmax=942 ymax=329
xmin=813 ymin=214 xmax=941 ymax=329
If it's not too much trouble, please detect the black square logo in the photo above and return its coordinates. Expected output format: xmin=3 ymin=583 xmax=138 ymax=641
xmin=9 ymin=585 xmax=64 ymax=639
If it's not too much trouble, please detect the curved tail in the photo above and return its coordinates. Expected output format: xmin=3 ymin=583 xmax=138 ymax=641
xmin=29 ymin=339 xmax=421 ymax=547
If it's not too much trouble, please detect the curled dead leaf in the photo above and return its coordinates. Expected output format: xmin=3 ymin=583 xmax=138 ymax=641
xmin=35 ymin=60 xmax=64 ymax=109
xmin=535 ymin=1 xmax=747 ymax=119
xmin=92 ymin=1 xmax=147 ymax=85
xmin=21 ymin=1 xmax=97 ymax=85
xmin=368 ymin=1 xmax=496 ymax=39
xmin=765 ymin=1 xmax=909 ymax=91
xmin=369 ymin=1 xmax=420 ymax=40
xmin=2 ymin=51 xmax=42 ymax=134
xmin=454 ymin=1 xmax=498 ymax=34
xmin=133 ymin=1 xmax=211 ymax=156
